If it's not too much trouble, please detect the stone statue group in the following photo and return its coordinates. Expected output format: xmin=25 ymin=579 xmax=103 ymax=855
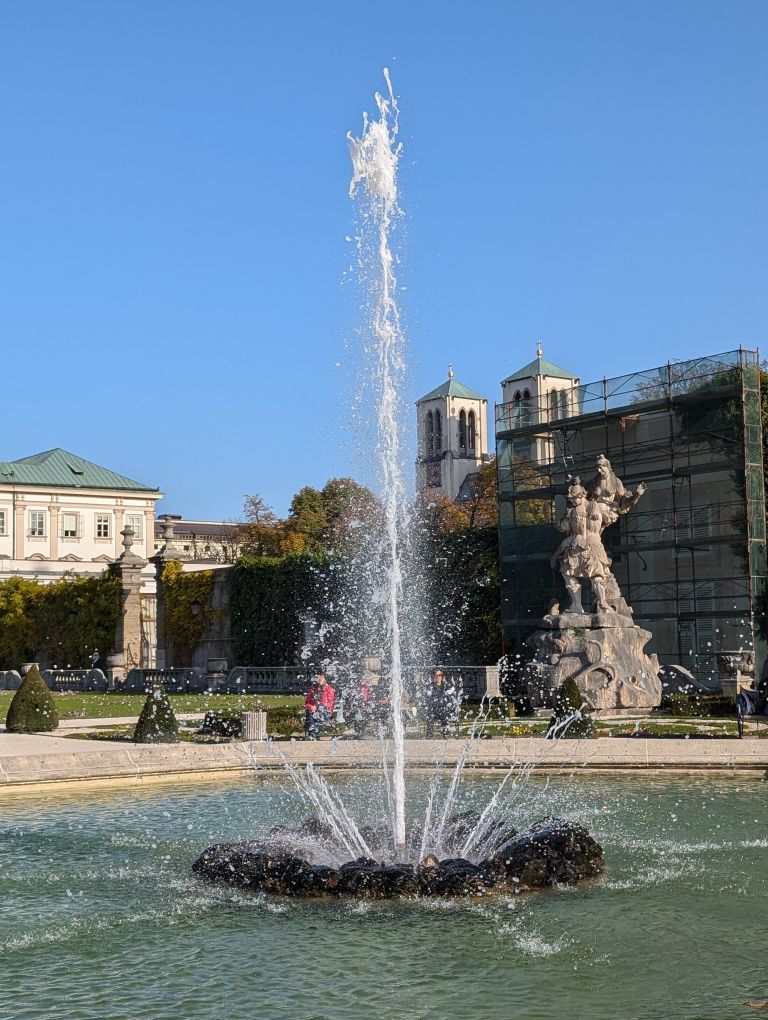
xmin=551 ymin=455 xmax=645 ymax=617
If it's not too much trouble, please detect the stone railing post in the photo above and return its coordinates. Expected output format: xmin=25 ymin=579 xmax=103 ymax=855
xmin=108 ymin=526 xmax=147 ymax=684
xmin=150 ymin=515 xmax=186 ymax=669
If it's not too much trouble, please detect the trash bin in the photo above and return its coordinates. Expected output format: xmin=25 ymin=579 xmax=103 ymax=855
xmin=241 ymin=710 xmax=267 ymax=741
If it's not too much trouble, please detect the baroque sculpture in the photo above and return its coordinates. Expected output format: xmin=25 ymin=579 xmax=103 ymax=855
xmin=527 ymin=455 xmax=662 ymax=711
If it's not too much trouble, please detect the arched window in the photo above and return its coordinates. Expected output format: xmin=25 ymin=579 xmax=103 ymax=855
xmin=468 ymin=410 xmax=476 ymax=453
xmin=425 ymin=410 xmax=434 ymax=454
xmin=560 ymin=390 xmax=568 ymax=417
xmin=549 ymin=389 xmax=560 ymax=422
xmin=434 ymin=409 xmax=442 ymax=452
xmin=458 ymin=409 xmax=467 ymax=454
xmin=521 ymin=388 xmax=532 ymax=424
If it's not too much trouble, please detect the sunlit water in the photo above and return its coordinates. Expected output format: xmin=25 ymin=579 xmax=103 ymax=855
xmin=347 ymin=71 xmax=409 ymax=847
xmin=2 ymin=775 xmax=766 ymax=1019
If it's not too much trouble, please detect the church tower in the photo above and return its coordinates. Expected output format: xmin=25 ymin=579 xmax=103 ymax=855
xmin=498 ymin=343 xmax=579 ymax=463
xmin=416 ymin=366 xmax=488 ymax=500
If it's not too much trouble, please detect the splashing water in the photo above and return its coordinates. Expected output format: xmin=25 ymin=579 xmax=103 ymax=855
xmin=347 ymin=70 xmax=408 ymax=848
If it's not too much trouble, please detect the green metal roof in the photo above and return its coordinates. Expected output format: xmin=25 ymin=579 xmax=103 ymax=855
xmin=417 ymin=378 xmax=486 ymax=403
xmin=502 ymin=355 xmax=577 ymax=384
xmin=0 ymin=448 xmax=159 ymax=492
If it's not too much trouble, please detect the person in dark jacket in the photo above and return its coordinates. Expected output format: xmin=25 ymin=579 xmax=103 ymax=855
xmin=424 ymin=669 xmax=459 ymax=738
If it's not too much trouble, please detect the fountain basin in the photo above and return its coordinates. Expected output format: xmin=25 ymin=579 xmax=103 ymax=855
xmin=192 ymin=816 xmax=604 ymax=898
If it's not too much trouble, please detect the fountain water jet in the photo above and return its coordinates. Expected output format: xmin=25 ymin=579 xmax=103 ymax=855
xmin=192 ymin=73 xmax=606 ymax=898
xmin=347 ymin=69 xmax=408 ymax=848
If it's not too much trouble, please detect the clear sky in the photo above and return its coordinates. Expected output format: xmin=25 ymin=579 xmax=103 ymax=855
xmin=1 ymin=1 xmax=766 ymax=518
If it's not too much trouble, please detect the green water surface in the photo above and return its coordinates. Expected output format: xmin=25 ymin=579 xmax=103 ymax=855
xmin=1 ymin=772 xmax=766 ymax=1020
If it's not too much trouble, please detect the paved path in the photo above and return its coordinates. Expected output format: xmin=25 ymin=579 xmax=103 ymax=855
xmin=0 ymin=733 xmax=765 ymax=789
xmin=55 ymin=713 xmax=204 ymax=731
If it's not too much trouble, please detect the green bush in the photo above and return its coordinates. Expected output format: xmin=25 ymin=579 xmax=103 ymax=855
xmin=200 ymin=711 xmax=242 ymax=737
xmin=548 ymin=677 xmax=595 ymax=738
xmin=199 ymin=706 xmax=305 ymax=739
xmin=6 ymin=665 xmax=59 ymax=733
xmin=662 ymin=692 xmax=737 ymax=718
xmin=133 ymin=684 xmax=179 ymax=744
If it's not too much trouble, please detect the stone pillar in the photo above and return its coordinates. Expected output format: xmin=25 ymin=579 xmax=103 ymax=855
xmin=108 ymin=526 xmax=147 ymax=683
xmin=49 ymin=504 xmax=60 ymax=560
xmin=150 ymin=515 xmax=186 ymax=669
xmin=14 ymin=501 xmax=25 ymax=560
xmin=114 ymin=508 xmax=125 ymax=558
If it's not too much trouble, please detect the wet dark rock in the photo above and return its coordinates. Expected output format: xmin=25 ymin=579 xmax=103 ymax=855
xmin=417 ymin=853 xmax=440 ymax=870
xmin=444 ymin=810 xmax=481 ymax=850
xmin=484 ymin=817 xmax=604 ymax=890
xmin=419 ymin=857 xmax=489 ymax=897
xmin=358 ymin=826 xmax=384 ymax=853
xmin=297 ymin=817 xmax=337 ymax=841
xmin=192 ymin=815 xmax=604 ymax=899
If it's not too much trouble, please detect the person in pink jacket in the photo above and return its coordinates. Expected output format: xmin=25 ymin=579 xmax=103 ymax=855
xmin=304 ymin=673 xmax=336 ymax=740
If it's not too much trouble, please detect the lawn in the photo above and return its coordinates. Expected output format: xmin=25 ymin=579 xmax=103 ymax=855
xmin=0 ymin=691 xmax=303 ymax=723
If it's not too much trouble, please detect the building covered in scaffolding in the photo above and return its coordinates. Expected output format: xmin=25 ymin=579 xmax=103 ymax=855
xmin=495 ymin=348 xmax=766 ymax=689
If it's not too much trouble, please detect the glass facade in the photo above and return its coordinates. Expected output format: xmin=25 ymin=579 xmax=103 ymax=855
xmin=495 ymin=349 xmax=766 ymax=688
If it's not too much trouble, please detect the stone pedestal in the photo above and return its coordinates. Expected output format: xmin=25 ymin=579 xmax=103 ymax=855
xmin=110 ymin=526 xmax=147 ymax=680
xmin=526 ymin=611 xmax=662 ymax=710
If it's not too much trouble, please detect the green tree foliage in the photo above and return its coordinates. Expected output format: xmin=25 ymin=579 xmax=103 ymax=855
xmin=133 ymin=683 xmax=179 ymax=743
xmin=414 ymin=463 xmax=503 ymax=664
xmin=0 ymin=573 xmax=121 ymax=670
xmin=548 ymin=677 xmax=595 ymax=738
xmin=5 ymin=665 xmax=59 ymax=733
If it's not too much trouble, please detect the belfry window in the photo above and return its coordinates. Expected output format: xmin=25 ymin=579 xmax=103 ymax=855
xmin=521 ymin=388 xmax=532 ymax=423
xmin=468 ymin=410 xmax=476 ymax=453
xmin=458 ymin=410 xmax=467 ymax=453
xmin=425 ymin=410 xmax=434 ymax=454
xmin=434 ymin=410 xmax=442 ymax=452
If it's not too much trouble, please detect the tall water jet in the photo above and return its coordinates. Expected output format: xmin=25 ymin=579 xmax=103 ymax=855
xmin=347 ymin=70 xmax=408 ymax=848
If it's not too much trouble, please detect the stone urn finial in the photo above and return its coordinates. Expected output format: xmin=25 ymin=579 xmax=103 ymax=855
xmin=120 ymin=525 xmax=135 ymax=554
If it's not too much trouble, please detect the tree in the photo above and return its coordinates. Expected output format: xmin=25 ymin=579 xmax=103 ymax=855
xmin=5 ymin=665 xmax=59 ymax=733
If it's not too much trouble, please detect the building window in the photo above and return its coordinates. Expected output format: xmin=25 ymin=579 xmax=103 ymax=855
xmin=425 ymin=410 xmax=434 ymax=455
xmin=126 ymin=514 xmax=143 ymax=540
xmin=434 ymin=410 xmax=442 ymax=451
xmin=29 ymin=511 xmax=46 ymax=537
xmin=62 ymin=512 xmax=79 ymax=539
xmin=96 ymin=515 xmax=111 ymax=539
xmin=458 ymin=410 xmax=467 ymax=453
xmin=549 ymin=390 xmax=560 ymax=422
xmin=0 ymin=509 xmax=6 ymax=536
xmin=468 ymin=410 xmax=476 ymax=453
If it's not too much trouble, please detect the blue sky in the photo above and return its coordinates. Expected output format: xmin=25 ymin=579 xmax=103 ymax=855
xmin=1 ymin=1 xmax=766 ymax=517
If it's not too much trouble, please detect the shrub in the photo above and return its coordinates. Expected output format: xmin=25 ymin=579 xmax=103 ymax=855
xmin=5 ymin=665 xmax=59 ymax=733
xmin=662 ymin=692 xmax=737 ymax=718
xmin=200 ymin=711 xmax=242 ymax=737
xmin=133 ymin=684 xmax=179 ymax=744
xmin=548 ymin=677 xmax=595 ymax=738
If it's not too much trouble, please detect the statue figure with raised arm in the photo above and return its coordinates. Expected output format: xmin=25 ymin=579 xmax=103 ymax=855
xmin=551 ymin=477 xmax=617 ymax=614
xmin=585 ymin=454 xmax=646 ymax=516
xmin=528 ymin=453 xmax=660 ymax=711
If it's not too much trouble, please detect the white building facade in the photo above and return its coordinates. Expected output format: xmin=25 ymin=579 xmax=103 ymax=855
xmin=0 ymin=449 xmax=162 ymax=589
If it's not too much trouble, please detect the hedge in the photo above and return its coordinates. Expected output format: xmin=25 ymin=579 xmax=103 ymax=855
xmin=0 ymin=573 xmax=121 ymax=670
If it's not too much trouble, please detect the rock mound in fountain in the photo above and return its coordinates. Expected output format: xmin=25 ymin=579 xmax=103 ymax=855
xmin=192 ymin=814 xmax=604 ymax=899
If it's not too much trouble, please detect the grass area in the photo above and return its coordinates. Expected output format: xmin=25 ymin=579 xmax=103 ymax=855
xmin=0 ymin=691 xmax=302 ymax=724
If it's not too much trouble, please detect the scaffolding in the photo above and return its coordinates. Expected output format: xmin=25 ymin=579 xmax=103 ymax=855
xmin=495 ymin=349 xmax=766 ymax=688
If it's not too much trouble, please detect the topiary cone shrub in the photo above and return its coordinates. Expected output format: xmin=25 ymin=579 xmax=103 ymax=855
xmin=5 ymin=665 xmax=59 ymax=733
xmin=133 ymin=683 xmax=179 ymax=744
xmin=548 ymin=676 xmax=595 ymax=738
